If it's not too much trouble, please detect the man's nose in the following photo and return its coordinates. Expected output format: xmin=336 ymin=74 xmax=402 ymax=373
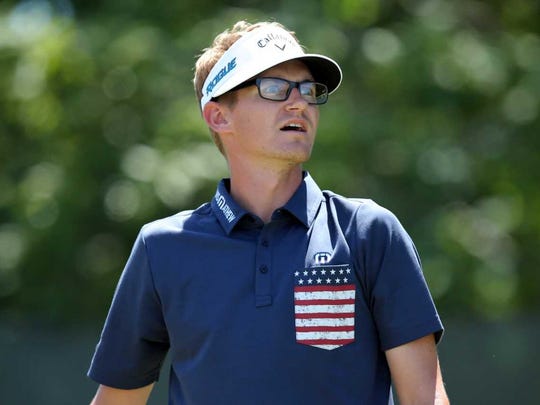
xmin=285 ymin=87 xmax=308 ymax=110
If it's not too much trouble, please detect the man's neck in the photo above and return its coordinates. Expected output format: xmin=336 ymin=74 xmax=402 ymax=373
xmin=228 ymin=164 xmax=304 ymax=223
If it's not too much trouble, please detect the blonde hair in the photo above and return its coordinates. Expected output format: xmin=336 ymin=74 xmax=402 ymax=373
xmin=193 ymin=20 xmax=298 ymax=155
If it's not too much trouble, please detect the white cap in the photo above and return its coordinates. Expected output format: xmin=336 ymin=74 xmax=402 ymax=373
xmin=200 ymin=25 xmax=342 ymax=110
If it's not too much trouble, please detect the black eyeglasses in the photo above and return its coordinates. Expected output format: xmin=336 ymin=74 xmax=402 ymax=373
xmin=232 ymin=77 xmax=329 ymax=105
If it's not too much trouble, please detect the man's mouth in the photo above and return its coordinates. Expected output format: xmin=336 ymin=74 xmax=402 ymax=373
xmin=280 ymin=122 xmax=306 ymax=132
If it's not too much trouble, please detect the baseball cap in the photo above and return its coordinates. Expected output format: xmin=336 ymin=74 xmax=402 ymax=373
xmin=200 ymin=25 xmax=342 ymax=110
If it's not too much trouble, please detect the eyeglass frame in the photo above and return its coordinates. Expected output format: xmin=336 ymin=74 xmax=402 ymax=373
xmin=224 ymin=77 xmax=329 ymax=105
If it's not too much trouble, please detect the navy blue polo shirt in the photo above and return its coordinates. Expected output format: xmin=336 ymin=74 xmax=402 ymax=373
xmin=88 ymin=172 xmax=443 ymax=404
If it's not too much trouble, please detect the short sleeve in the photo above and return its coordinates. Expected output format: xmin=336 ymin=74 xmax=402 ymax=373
xmin=356 ymin=204 xmax=443 ymax=351
xmin=87 ymin=229 xmax=169 ymax=389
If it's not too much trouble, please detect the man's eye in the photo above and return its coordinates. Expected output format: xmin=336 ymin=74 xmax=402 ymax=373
xmin=264 ymin=84 xmax=285 ymax=94
xmin=301 ymin=85 xmax=316 ymax=96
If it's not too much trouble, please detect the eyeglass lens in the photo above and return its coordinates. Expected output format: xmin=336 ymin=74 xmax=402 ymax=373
xmin=256 ymin=78 xmax=328 ymax=105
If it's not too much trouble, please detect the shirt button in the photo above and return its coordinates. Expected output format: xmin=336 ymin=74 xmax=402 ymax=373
xmin=261 ymin=240 xmax=269 ymax=247
xmin=259 ymin=265 xmax=268 ymax=274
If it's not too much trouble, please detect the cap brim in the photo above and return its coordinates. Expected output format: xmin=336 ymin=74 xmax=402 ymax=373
xmin=296 ymin=54 xmax=342 ymax=94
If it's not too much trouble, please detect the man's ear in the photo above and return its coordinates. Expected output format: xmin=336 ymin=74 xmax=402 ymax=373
xmin=202 ymin=101 xmax=232 ymax=134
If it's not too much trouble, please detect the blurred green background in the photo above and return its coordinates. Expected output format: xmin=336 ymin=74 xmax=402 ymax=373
xmin=0 ymin=0 xmax=538 ymax=403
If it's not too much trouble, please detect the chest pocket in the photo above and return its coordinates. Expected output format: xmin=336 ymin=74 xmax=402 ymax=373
xmin=294 ymin=264 xmax=356 ymax=350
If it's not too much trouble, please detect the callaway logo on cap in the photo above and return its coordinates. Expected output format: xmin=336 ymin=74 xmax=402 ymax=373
xmin=200 ymin=25 xmax=343 ymax=110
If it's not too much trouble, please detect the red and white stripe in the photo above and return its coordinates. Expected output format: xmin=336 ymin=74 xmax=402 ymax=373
xmin=294 ymin=284 xmax=356 ymax=350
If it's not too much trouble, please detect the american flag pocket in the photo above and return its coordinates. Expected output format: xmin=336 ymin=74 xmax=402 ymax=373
xmin=293 ymin=265 xmax=356 ymax=350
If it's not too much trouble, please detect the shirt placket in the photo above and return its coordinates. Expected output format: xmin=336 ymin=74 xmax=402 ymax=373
xmin=254 ymin=222 xmax=274 ymax=307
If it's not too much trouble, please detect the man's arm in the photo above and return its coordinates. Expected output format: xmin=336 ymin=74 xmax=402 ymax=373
xmin=385 ymin=334 xmax=449 ymax=405
xmin=90 ymin=383 xmax=154 ymax=405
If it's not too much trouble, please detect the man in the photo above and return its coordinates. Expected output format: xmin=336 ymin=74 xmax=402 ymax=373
xmin=88 ymin=20 xmax=449 ymax=404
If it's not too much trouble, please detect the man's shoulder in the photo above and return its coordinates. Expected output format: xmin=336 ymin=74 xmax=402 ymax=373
xmin=322 ymin=190 xmax=401 ymax=228
xmin=323 ymin=190 xmax=383 ymax=214
xmin=139 ymin=202 xmax=215 ymax=238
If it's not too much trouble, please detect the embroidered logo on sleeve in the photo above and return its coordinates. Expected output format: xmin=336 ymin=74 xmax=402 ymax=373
xmin=294 ymin=264 xmax=356 ymax=350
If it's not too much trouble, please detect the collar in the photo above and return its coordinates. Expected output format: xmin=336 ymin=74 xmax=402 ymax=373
xmin=280 ymin=172 xmax=324 ymax=228
xmin=211 ymin=172 xmax=324 ymax=234
xmin=211 ymin=179 xmax=248 ymax=235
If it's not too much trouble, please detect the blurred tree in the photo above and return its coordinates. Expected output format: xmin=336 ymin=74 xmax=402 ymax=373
xmin=0 ymin=0 xmax=538 ymax=323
